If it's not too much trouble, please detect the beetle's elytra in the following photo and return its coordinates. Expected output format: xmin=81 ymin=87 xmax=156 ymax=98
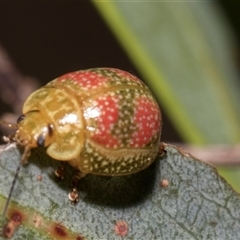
xmin=2 ymin=68 xmax=162 ymax=203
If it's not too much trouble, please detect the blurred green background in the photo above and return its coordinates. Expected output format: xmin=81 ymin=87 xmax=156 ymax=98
xmin=0 ymin=1 xmax=239 ymax=191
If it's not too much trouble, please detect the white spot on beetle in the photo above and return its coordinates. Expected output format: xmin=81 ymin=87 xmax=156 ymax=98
xmin=84 ymin=107 xmax=100 ymax=119
xmin=59 ymin=113 xmax=78 ymax=125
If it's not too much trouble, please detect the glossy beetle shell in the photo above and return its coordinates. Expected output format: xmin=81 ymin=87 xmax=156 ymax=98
xmin=20 ymin=68 xmax=162 ymax=176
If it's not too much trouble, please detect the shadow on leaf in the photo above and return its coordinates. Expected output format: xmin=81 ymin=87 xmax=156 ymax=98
xmin=29 ymin=148 xmax=159 ymax=208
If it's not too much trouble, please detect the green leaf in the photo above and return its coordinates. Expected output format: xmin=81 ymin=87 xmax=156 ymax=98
xmin=92 ymin=1 xmax=240 ymax=193
xmin=0 ymin=144 xmax=239 ymax=239
xmin=93 ymin=2 xmax=240 ymax=144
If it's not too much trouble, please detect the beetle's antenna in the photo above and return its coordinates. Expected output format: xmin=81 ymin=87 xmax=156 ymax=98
xmin=2 ymin=147 xmax=29 ymax=216
xmin=0 ymin=120 xmax=18 ymax=129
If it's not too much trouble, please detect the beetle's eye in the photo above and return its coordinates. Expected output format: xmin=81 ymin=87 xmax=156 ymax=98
xmin=17 ymin=114 xmax=25 ymax=124
xmin=37 ymin=135 xmax=45 ymax=147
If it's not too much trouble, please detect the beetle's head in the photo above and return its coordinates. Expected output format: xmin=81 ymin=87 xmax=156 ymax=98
xmin=15 ymin=111 xmax=54 ymax=149
xmin=1 ymin=110 xmax=55 ymax=216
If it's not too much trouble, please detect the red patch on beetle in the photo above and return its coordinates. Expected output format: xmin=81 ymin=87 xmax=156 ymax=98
xmin=130 ymin=96 xmax=160 ymax=147
xmin=114 ymin=220 xmax=128 ymax=237
xmin=91 ymin=94 xmax=120 ymax=148
xmin=58 ymin=71 xmax=108 ymax=90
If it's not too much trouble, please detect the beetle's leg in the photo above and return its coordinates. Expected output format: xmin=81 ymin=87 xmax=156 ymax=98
xmin=2 ymin=134 xmax=16 ymax=144
xmin=68 ymin=187 xmax=79 ymax=204
xmin=158 ymin=143 xmax=166 ymax=157
xmin=55 ymin=162 xmax=66 ymax=180
xmin=68 ymin=172 xmax=87 ymax=204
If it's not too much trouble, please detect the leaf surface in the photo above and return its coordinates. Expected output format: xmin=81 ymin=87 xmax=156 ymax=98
xmin=0 ymin=143 xmax=239 ymax=239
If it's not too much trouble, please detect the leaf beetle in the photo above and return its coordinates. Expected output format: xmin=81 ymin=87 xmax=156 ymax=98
xmin=1 ymin=68 xmax=162 ymax=208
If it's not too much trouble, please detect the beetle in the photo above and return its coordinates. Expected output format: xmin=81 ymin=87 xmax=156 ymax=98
xmin=1 ymin=68 xmax=162 ymax=206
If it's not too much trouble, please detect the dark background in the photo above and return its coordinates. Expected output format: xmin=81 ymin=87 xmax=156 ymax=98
xmin=0 ymin=1 xmax=239 ymax=143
